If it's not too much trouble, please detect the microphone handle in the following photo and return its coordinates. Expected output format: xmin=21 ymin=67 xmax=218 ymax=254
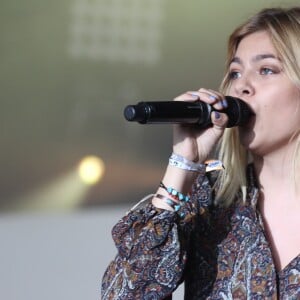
xmin=124 ymin=100 xmax=211 ymax=127
xmin=124 ymin=96 xmax=252 ymax=128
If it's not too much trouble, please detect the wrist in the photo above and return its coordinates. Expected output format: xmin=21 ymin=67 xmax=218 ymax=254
xmin=169 ymin=152 xmax=204 ymax=172
xmin=161 ymin=164 xmax=200 ymax=195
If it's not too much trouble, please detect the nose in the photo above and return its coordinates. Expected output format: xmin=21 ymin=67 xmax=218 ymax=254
xmin=232 ymin=73 xmax=254 ymax=98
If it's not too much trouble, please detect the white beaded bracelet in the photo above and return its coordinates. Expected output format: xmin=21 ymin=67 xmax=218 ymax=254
xmin=169 ymin=153 xmax=203 ymax=172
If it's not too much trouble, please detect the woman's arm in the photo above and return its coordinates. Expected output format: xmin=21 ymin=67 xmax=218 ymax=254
xmin=101 ymin=88 xmax=228 ymax=299
xmin=101 ymin=163 xmax=212 ymax=299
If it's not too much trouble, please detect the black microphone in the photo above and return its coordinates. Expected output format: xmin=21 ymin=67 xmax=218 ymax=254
xmin=124 ymin=96 xmax=253 ymax=128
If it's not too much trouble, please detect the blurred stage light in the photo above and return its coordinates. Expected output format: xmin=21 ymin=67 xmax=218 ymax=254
xmin=9 ymin=155 xmax=105 ymax=211
xmin=78 ymin=155 xmax=105 ymax=185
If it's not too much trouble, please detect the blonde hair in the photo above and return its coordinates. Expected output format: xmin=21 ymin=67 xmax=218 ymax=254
xmin=216 ymin=7 xmax=300 ymax=206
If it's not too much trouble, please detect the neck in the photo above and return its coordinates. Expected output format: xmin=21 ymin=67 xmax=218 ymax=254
xmin=252 ymin=143 xmax=299 ymax=207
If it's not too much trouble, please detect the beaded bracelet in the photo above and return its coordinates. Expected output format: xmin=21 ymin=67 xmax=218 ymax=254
xmin=159 ymin=181 xmax=190 ymax=202
xmin=169 ymin=152 xmax=203 ymax=172
xmin=155 ymin=193 xmax=181 ymax=212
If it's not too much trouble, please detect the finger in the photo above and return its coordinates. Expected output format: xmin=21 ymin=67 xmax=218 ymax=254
xmin=175 ymin=88 xmax=222 ymax=104
xmin=174 ymin=92 xmax=199 ymax=102
xmin=197 ymin=89 xmax=228 ymax=111
xmin=197 ymin=88 xmax=229 ymax=110
xmin=211 ymin=111 xmax=229 ymax=130
xmin=197 ymin=88 xmax=221 ymax=104
xmin=207 ymin=89 xmax=225 ymax=100
xmin=174 ymin=89 xmax=228 ymax=111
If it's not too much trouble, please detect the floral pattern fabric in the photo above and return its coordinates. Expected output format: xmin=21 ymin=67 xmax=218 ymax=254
xmin=101 ymin=165 xmax=300 ymax=299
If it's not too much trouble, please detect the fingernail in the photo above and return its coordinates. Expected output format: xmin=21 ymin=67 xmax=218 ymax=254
xmin=214 ymin=111 xmax=221 ymax=119
xmin=222 ymin=99 xmax=228 ymax=108
xmin=209 ymin=95 xmax=217 ymax=101
xmin=189 ymin=92 xmax=199 ymax=99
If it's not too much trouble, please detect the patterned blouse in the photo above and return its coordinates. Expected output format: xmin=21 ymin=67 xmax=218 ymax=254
xmin=101 ymin=164 xmax=300 ymax=299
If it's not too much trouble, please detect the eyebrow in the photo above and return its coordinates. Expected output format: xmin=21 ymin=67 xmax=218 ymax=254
xmin=230 ymin=54 xmax=279 ymax=65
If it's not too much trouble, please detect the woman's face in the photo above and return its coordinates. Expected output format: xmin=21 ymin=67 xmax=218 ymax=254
xmin=228 ymin=30 xmax=300 ymax=157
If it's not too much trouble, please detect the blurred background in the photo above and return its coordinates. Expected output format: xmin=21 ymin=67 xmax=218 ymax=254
xmin=0 ymin=0 xmax=298 ymax=299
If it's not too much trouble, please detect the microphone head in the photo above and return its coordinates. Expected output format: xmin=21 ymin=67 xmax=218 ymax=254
xmin=123 ymin=105 xmax=136 ymax=121
xmin=224 ymin=96 xmax=253 ymax=127
xmin=124 ymin=104 xmax=148 ymax=123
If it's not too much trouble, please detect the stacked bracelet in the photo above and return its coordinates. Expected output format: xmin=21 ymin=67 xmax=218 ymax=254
xmin=155 ymin=194 xmax=181 ymax=212
xmin=155 ymin=182 xmax=191 ymax=217
xmin=169 ymin=153 xmax=203 ymax=172
xmin=159 ymin=181 xmax=190 ymax=202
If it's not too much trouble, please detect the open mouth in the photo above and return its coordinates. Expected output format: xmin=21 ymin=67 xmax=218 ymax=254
xmin=234 ymin=97 xmax=255 ymax=128
xmin=241 ymin=113 xmax=256 ymax=128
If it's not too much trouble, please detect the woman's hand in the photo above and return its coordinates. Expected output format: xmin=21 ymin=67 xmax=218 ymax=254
xmin=152 ymin=88 xmax=229 ymax=207
xmin=173 ymin=88 xmax=229 ymax=163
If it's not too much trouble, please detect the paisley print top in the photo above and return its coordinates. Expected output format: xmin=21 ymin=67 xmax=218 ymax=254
xmin=101 ymin=164 xmax=300 ymax=299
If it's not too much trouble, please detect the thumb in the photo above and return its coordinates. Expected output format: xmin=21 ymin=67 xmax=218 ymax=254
xmin=211 ymin=111 xmax=228 ymax=131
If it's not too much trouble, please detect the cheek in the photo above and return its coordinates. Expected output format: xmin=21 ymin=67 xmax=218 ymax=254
xmin=260 ymin=96 xmax=296 ymax=122
xmin=259 ymin=103 xmax=300 ymax=141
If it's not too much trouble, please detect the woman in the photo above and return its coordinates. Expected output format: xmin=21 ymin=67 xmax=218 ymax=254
xmin=102 ymin=7 xmax=300 ymax=299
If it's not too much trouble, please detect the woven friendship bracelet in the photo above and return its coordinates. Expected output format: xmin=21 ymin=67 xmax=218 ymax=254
xmin=169 ymin=153 xmax=203 ymax=172
xmin=159 ymin=181 xmax=190 ymax=202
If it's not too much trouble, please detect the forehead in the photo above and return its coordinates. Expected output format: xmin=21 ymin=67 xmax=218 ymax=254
xmin=234 ymin=31 xmax=278 ymax=60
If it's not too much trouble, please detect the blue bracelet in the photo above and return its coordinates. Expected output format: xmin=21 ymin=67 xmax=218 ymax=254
xmin=155 ymin=194 xmax=181 ymax=212
xmin=159 ymin=181 xmax=190 ymax=202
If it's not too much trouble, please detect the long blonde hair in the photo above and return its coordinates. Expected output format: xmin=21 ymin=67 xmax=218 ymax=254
xmin=216 ymin=7 xmax=300 ymax=206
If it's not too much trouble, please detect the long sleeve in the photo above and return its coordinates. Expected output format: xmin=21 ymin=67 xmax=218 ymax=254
xmin=101 ymin=203 xmax=190 ymax=299
xmin=101 ymin=166 xmax=210 ymax=300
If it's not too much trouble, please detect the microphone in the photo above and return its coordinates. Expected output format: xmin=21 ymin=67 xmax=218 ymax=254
xmin=123 ymin=96 xmax=253 ymax=128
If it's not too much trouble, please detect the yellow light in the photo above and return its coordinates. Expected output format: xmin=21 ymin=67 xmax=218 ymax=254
xmin=78 ymin=155 xmax=105 ymax=185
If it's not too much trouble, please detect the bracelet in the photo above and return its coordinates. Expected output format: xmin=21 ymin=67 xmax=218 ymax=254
xmin=155 ymin=193 xmax=181 ymax=212
xmin=159 ymin=181 xmax=190 ymax=202
xmin=169 ymin=153 xmax=203 ymax=172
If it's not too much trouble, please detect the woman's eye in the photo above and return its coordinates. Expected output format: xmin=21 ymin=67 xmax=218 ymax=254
xmin=260 ymin=67 xmax=275 ymax=75
xmin=229 ymin=71 xmax=241 ymax=80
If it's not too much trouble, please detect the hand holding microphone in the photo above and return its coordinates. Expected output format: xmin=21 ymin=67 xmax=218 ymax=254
xmin=124 ymin=89 xmax=253 ymax=209
xmin=123 ymin=89 xmax=253 ymax=164
xmin=124 ymin=96 xmax=252 ymax=128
